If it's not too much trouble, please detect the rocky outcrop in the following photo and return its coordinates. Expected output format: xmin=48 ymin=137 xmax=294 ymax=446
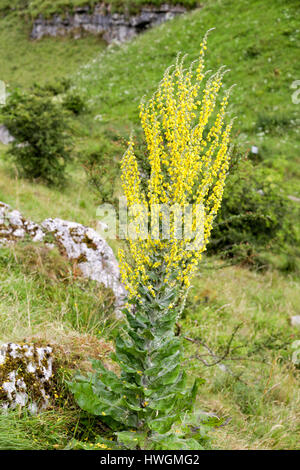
xmin=0 ymin=125 xmax=14 ymax=145
xmin=0 ymin=343 xmax=53 ymax=413
xmin=31 ymin=3 xmax=187 ymax=43
xmin=291 ymin=316 xmax=300 ymax=328
xmin=0 ymin=201 xmax=44 ymax=243
xmin=0 ymin=202 xmax=126 ymax=312
xmin=41 ymin=218 xmax=126 ymax=310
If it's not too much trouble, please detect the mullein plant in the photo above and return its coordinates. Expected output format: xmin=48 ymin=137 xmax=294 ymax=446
xmin=70 ymin=32 xmax=234 ymax=450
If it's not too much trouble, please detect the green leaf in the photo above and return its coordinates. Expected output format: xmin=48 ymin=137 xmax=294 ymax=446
xmin=116 ymin=431 xmax=148 ymax=450
xmin=149 ymin=364 xmax=182 ymax=387
xmin=144 ymin=349 xmax=181 ymax=377
xmin=149 ymin=433 xmax=204 ymax=450
xmin=149 ymin=414 xmax=180 ymax=433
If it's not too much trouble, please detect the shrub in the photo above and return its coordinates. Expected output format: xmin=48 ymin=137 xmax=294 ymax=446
xmin=33 ymin=79 xmax=87 ymax=114
xmin=1 ymin=89 xmax=72 ymax=186
xmin=209 ymin=157 xmax=300 ymax=269
xmin=62 ymin=91 xmax=87 ymax=115
xmin=33 ymin=77 xmax=72 ymax=97
xmin=82 ymin=141 xmax=120 ymax=205
xmin=70 ymin=33 xmax=233 ymax=450
xmin=255 ymin=113 xmax=293 ymax=135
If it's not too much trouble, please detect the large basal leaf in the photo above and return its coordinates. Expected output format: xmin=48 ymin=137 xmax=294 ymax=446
xmin=148 ymin=392 xmax=178 ymax=413
xmin=150 ymin=433 xmax=204 ymax=450
xmin=148 ymin=413 xmax=181 ymax=434
xmin=69 ymin=378 xmax=137 ymax=427
xmin=148 ymin=364 xmax=182 ymax=387
xmin=144 ymin=349 xmax=181 ymax=377
xmin=115 ymin=431 xmax=148 ymax=450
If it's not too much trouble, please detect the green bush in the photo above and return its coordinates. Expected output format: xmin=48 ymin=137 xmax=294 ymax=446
xmin=255 ymin=113 xmax=293 ymax=135
xmin=33 ymin=77 xmax=72 ymax=97
xmin=209 ymin=157 xmax=299 ymax=270
xmin=62 ymin=91 xmax=87 ymax=115
xmin=82 ymin=140 xmax=120 ymax=205
xmin=33 ymin=79 xmax=87 ymax=114
xmin=1 ymin=89 xmax=72 ymax=186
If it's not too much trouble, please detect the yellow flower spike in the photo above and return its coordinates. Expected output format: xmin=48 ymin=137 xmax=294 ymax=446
xmin=119 ymin=33 xmax=233 ymax=299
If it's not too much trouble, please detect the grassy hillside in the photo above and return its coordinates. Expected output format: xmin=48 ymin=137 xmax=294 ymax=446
xmin=1 ymin=244 xmax=299 ymax=449
xmin=74 ymin=0 xmax=300 ymax=192
xmin=0 ymin=0 xmax=299 ymax=451
xmin=0 ymin=13 xmax=106 ymax=89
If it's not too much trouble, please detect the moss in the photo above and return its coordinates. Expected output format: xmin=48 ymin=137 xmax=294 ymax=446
xmin=81 ymin=234 xmax=98 ymax=251
xmin=0 ymin=206 xmax=42 ymax=244
xmin=0 ymin=343 xmax=54 ymax=409
xmin=76 ymin=253 xmax=88 ymax=263
xmin=0 ymin=223 xmax=13 ymax=241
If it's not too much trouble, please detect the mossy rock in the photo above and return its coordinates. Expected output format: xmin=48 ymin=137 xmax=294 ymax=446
xmin=0 ymin=343 xmax=53 ymax=413
xmin=0 ymin=201 xmax=126 ymax=314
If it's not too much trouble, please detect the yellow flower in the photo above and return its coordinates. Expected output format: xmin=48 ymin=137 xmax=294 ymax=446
xmin=119 ymin=33 xmax=233 ymax=299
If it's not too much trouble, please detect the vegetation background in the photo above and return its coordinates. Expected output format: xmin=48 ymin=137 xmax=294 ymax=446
xmin=0 ymin=0 xmax=299 ymax=449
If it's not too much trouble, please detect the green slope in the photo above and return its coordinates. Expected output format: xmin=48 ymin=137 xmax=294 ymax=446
xmin=75 ymin=0 xmax=300 ymax=192
xmin=0 ymin=0 xmax=299 ymax=451
xmin=0 ymin=12 xmax=106 ymax=89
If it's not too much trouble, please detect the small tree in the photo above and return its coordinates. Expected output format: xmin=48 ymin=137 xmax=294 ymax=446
xmin=70 ymin=33 xmax=234 ymax=450
xmin=2 ymin=90 xmax=72 ymax=186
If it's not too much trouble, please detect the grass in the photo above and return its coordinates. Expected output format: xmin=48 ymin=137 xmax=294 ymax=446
xmin=0 ymin=0 xmax=299 ymax=451
xmin=73 ymin=0 xmax=300 ymax=193
xmin=0 ymin=408 xmax=77 ymax=450
xmin=0 ymin=0 xmax=198 ymax=18
xmin=0 ymin=156 xmax=97 ymax=224
xmin=182 ymin=262 xmax=300 ymax=449
xmin=0 ymin=242 xmax=299 ymax=449
xmin=0 ymin=242 xmax=117 ymax=342
xmin=0 ymin=12 xmax=106 ymax=89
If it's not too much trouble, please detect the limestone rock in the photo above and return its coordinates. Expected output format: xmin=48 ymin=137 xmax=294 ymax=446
xmin=31 ymin=3 xmax=187 ymax=43
xmin=0 ymin=201 xmax=44 ymax=245
xmin=0 ymin=343 xmax=53 ymax=413
xmin=41 ymin=218 xmax=126 ymax=310
xmin=291 ymin=316 xmax=300 ymax=328
xmin=0 ymin=201 xmax=126 ymax=313
xmin=287 ymin=195 xmax=300 ymax=203
xmin=0 ymin=125 xmax=14 ymax=145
